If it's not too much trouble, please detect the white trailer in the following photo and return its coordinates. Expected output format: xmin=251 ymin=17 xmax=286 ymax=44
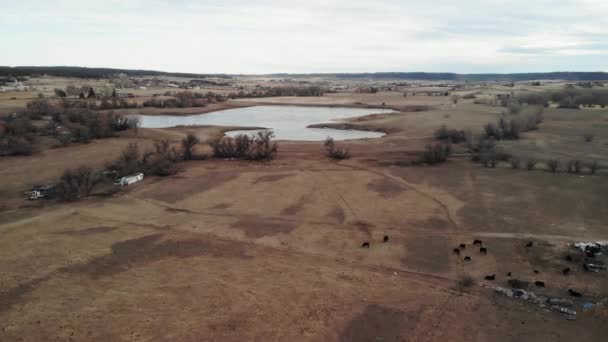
xmin=117 ymin=173 xmax=144 ymax=186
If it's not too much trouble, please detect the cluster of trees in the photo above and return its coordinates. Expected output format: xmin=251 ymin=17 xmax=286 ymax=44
xmin=226 ymin=86 xmax=326 ymax=98
xmin=483 ymin=108 xmax=544 ymax=141
xmin=0 ymin=113 xmax=36 ymax=156
xmin=514 ymin=89 xmax=608 ymax=108
xmin=58 ymin=134 xmax=203 ymax=201
xmin=143 ymin=91 xmax=220 ymax=108
xmin=209 ymin=131 xmax=278 ymax=160
xmin=0 ymin=66 xmax=215 ymax=79
xmin=324 ymin=137 xmax=350 ymax=160
xmin=49 ymin=111 xmax=139 ymax=145
xmin=419 ymin=143 xmax=452 ymax=165
xmin=27 ymin=98 xmax=138 ymax=114
xmin=434 ymin=125 xmax=467 ymax=143
xmin=0 ymin=99 xmax=140 ymax=156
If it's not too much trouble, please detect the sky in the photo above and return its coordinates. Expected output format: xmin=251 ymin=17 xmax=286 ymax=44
xmin=1 ymin=0 xmax=607 ymax=74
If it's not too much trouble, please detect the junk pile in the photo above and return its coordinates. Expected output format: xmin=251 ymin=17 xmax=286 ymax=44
xmin=495 ymin=286 xmax=577 ymax=319
xmin=573 ymin=241 xmax=608 ymax=272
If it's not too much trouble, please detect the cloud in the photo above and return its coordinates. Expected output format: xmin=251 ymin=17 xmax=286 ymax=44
xmin=0 ymin=0 xmax=606 ymax=73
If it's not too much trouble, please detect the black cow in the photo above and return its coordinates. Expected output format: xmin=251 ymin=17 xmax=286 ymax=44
xmin=459 ymin=243 xmax=466 ymax=249
xmin=485 ymin=274 xmax=496 ymax=281
xmin=361 ymin=242 xmax=370 ymax=248
xmin=534 ymin=281 xmax=545 ymax=287
xmin=526 ymin=241 xmax=534 ymax=247
xmin=480 ymin=247 xmax=487 ymax=255
xmin=566 ymin=255 xmax=573 ymax=262
xmin=506 ymin=272 xmax=512 ymax=277
xmin=568 ymin=289 xmax=582 ymax=297
xmin=562 ymin=267 xmax=571 ymax=275
xmin=464 ymin=256 xmax=471 ymax=262
xmin=533 ymin=270 xmax=540 ymax=274
xmin=473 ymin=239 xmax=483 ymax=246
xmin=453 ymin=248 xmax=461 ymax=255
xmin=383 ymin=235 xmax=389 ymax=243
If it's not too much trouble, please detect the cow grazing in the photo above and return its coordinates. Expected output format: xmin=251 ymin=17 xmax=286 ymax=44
xmin=568 ymin=289 xmax=582 ymax=297
xmin=534 ymin=281 xmax=545 ymax=287
xmin=485 ymin=274 xmax=496 ymax=281
xmin=453 ymin=248 xmax=461 ymax=255
xmin=383 ymin=235 xmax=389 ymax=243
xmin=533 ymin=270 xmax=540 ymax=274
xmin=459 ymin=243 xmax=466 ymax=249
xmin=526 ymin=241 xmax=534 ymax=247
xmin=361 ymin=242 xmax=370 ymax=248
xmin=480 ymin=247 xmax=487 ymax=255
xmin=473 ymin=239 xmax=483 ymax=246
xmin=464 ymin=256 xmax=471 ymax=262
xmin=506 ymin=272 xmax=512 ymax=277
xmin=562 ymin=267 xmax=571 ymax=275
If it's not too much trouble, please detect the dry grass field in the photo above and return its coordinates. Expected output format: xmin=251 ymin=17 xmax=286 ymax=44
xmin=1 ymin=76 xmax=608 ymax=341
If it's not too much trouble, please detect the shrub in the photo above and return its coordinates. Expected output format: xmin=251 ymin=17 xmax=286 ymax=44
xmin=250 ymin=130 xmax=278 ymax=160
xmin=420 ymin=143 xmax=452 ymax=165
xmin=584 ymin=133 xmax=594 ymax=142
xmin=324 ymin=137 xmax=350 ymax=160
xmin=434 ymin=125 xmax=466 ymax=143
xmin=455 ymin=275 xmax=475 ymax=292
xmin=106 ymin=143 xmax=141 ymax=177
xmin=470 ymin=138 xmax=496 ymax=162
xmin=57 ymin=166 xmax=99 ymax=201
xmin=2 ymin=136 xmax=33 ymax=156
xmin=546 ymin=159 xmax=560 ymax=173
xmin=54 ymin=88 xmax=67 ymax=98
xmin=181 ymin=133 xmax=200 ymax=160
xmin=588 ymin=161 xmax=600 ymax=175
xmin=525 ymin=159 xmax=537 ymax=171
xmin=510 ymin=158 xmax=521 ymax=169
xmin=110 ymin=115 xmax=139 ymax=131
xmin=210 ymin=131 xmax=278 ymax=160
xmin=567 ymin=160 xmax=582 ymax=174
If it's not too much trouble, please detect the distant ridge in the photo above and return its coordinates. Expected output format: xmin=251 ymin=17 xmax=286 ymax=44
xmin=271 ymin=72 xmax=608 ymax=82
xmin=1 ymin=66 xmax=607 ymax=82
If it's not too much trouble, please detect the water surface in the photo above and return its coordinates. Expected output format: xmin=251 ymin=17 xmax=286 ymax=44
xmin=134 ymin=105 xmax=394 ymax=141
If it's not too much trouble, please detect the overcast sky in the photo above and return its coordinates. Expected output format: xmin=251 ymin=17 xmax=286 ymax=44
xmin=1 ymin=0 xmax=607 ymax=74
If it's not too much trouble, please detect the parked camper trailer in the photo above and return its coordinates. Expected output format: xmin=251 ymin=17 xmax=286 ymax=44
xmin=116 ymin=173 xmax=144 ymax=186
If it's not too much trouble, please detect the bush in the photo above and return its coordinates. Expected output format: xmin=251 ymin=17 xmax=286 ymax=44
xmin=2 ymin=136 xmax=33 ymax=156
xmin=181 ymin=133 xmax=200 ymax=160
xmin=210 ymin=131 xmax=278 ymax=160
xmin=57 ymin=166 xmax=99 ymax=201
xmin=588 ymin=161 xmax=600 ymax=175
xmin=510 ymin=158 xmax=521 ymax=169
xmin=324 ymin=137 xmax=350 ymax=160
xmin=250 ymin=130 xmax=278 ymax=160
xmin=110 ymin=115 xmax=139 ymax=131
xmin=546 ymin=159 xmax=560 ymax=173
xmin=106 ymin=143 xmax=141 ymax=177
xmin=525 ymin=159 xmax=537 ymax=171
xmin=584 ymin=133 xmax=594 ymax=142
xmin=567 ymin=160 xmax=582 ymax=174
xmin=434 ymin=125 xmax=466 ymax=143
xmin=420 ymin=143 xmax=452 ymax=165
xmin=456 ymin=275 xmax=475 ymax=292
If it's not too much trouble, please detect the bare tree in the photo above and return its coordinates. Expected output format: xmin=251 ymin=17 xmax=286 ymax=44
xmin=182 ymin=133 xmax=200 ymax=160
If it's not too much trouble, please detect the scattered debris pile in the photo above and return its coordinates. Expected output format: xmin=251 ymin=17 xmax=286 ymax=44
xmin=573 ymin=241 xmax=608 ymax=272
xmin=495 ymin=287 xmax=577 ymax=319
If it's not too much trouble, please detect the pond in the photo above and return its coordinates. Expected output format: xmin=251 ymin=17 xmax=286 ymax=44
xmin=134 ymin=105 xmax=394 ymax=141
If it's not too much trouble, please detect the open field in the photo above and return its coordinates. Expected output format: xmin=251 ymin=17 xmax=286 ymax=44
xmin=1 ymin=75 xmax=608 ymax=341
